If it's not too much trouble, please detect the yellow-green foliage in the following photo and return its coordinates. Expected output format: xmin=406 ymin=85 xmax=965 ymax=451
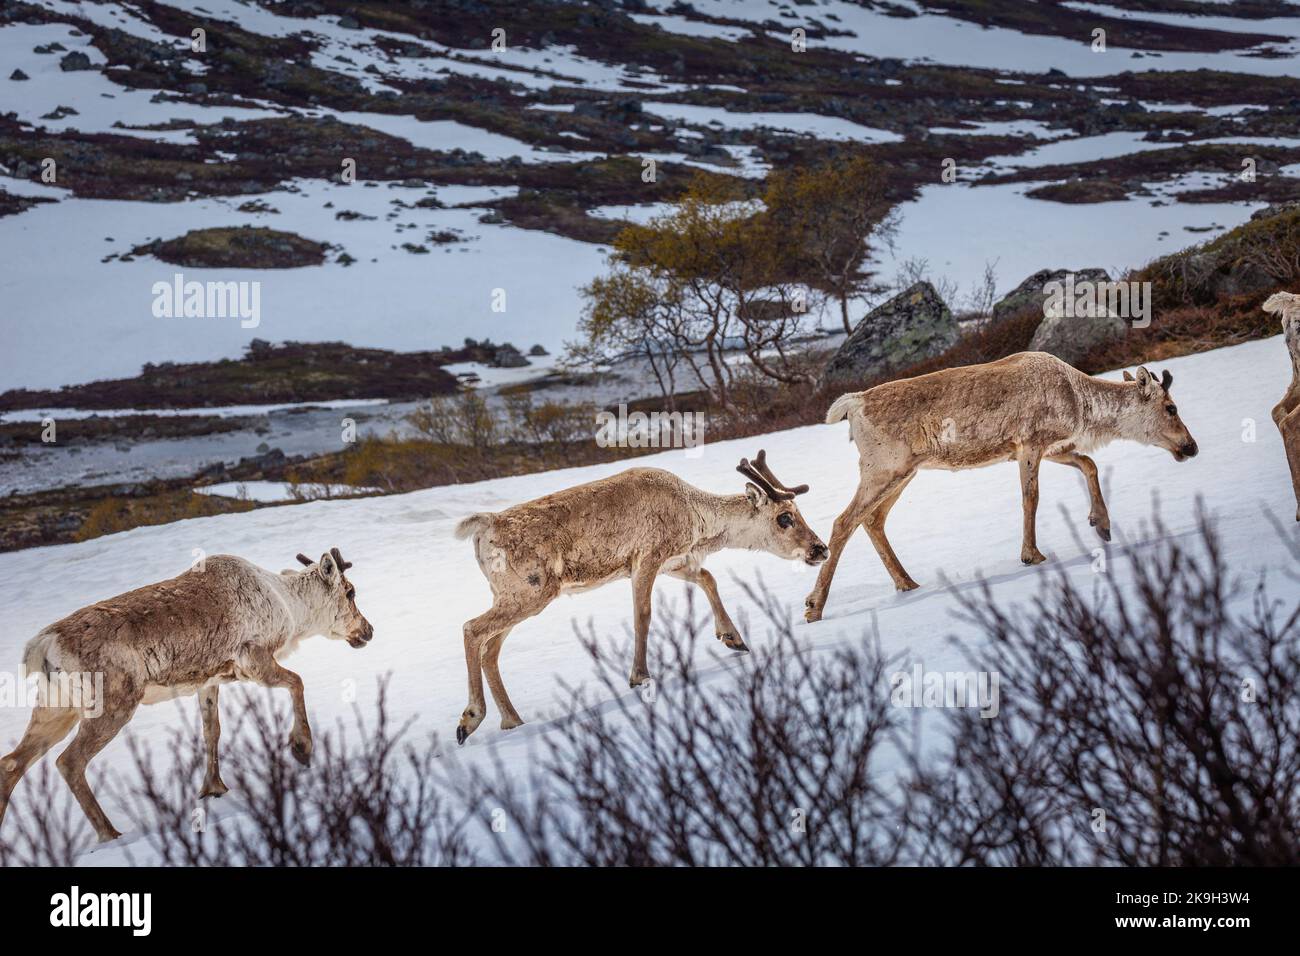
xmin=76 ymin=492 xmax=254 ymax=543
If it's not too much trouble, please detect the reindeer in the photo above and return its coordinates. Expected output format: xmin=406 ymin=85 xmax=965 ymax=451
xmin=0 ymin=549 xmax=372 ymax=843
xmin=1264 ymin=292 xmax=1300 ymax=520
xmin=804 ymin=352 xmax=1199 ymax=621
xmin=453 ymin=453 xmax=827 ymax=743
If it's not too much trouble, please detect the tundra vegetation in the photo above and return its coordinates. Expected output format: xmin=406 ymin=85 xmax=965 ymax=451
xmin=2 ymin=517 xmax=1295 ymax=866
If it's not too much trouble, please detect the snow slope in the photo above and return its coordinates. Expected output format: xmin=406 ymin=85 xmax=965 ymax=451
xmin=0 ymin=336 xmax=1295 ymax=863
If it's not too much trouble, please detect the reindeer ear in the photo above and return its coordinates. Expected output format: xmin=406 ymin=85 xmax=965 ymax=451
xmin=743 ymin=482 xmax=765 ymax=508
xmin=1122 ymin=370 xmax=1135 ymax=382
xmin=318 ymin=553 xmax=336 ymax=579
xmin=1134 ymin=366 xmax=1154 ymax=396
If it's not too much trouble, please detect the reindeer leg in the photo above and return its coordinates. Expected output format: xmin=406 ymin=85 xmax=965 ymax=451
xmin=56 ymin=681 xmax=141 ymax=843
xmin=1278 ymin=406 xmax=1300 ymax=521
xmin=1018 ymin=449 xmax=1047 ymax=565
xmin=1 ymin=706 xmax=79 ymax=831
xmin=806 ymin=469 xmax=913 ymax=622
xmin=663 ymin=562 xmax=747 ymax=652
xmin=237 ymin=647 xmax=312 ymax=766
xmin=861 ymin=473 xmax=918 ymax=591
xmin=629 ymin=557 xmax=666 ymax=687
xmin=198 ymin=686 xmax=228 ymax=798
xmin=480 ymin=627 xmax=526 ymax=732
xmin=459 ymin=586 xmax=557 ymax=743
xmin=1048 ymin=452 xmax=1110 ymax=542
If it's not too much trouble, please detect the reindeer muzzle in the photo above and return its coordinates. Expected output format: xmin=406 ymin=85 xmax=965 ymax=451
xmin=348 ymin=623 xmax=375 ymax=649
xmin=807 ymin=544 xmax=829 ymax=565
xmin=1174 ymin=441 xmax=1199 ymax=461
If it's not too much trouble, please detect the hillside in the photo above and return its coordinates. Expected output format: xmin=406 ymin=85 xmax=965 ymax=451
xmin=0 ymin=335 xmax=1293 ymax=863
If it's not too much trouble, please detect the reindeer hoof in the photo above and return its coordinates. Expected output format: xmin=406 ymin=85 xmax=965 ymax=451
xmin=200 ymin=780 xmax=230 ymax=799
xmin=289 ymin=738 xmax=312 ymax=766
xmin=456 ymin=725 xmax=469 ymax=746
xmin=804 ymin=597 xmax=823 ymax=623
xmin=629 ymin=671 xmax=651 ymax=688
xmin=719 ymin=632 xmax=749 ymax=652
xmin=896 ymin=579 xmax=920 ymax=592
xmin=1021 ymin=551 xmax=1047 ymax=566
xmin=97 ymin=827 xmax=123 ymax=844
xmin=500 ymin=717 xmax=524 ymax=731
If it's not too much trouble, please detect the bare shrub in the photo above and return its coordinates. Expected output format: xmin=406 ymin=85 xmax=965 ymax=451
xmin=407 ymin=389 xmax=498 ymax=451
xmin=0 ymin=763 xmax=88 ymax=866
xmin=904 ymin=509 xmax=1300 ymax=866
xmin=461 ymin=584 xmax=907 ymax=866
xmin=111 ymin=682 xmax=476 ymax=866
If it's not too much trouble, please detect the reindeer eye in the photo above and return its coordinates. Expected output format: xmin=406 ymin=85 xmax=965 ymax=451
xmin=1165 ymin=404 xmax=1177 ymax=415
xmin=345 ymin=588 xmax=355 ymax=601
xmin=777 ymin=513 xmax=794 ymax=529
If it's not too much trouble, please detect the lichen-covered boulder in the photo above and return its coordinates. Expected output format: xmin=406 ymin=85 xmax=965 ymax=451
xmin=991 ymin=267 xmax=1128 ymax=365
xmin=819 ymin=281 xmax=957 ymax=389
xmin=992 ymin=267 xmax=1110 ymax=323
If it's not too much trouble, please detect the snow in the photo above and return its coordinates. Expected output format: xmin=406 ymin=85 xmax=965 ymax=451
xmin=0 ymin=399 xmax=390 ymax=423
xmin=870 ymin=179 xmax=1260 ymax=311
xmin=315 ymin=110 xmax=602 ymax=164
xmin=0 ymin=23 xmax=285 ymax=143
xmin=644 ymin=101 xmax=904 ymax=144
xmin=193 ymin=480 xmax=378 ymax=502
xmin=985 ymin=132 xmax=1300 ymax=172
xmin=0 ymin=336 xmax=1294 ymax=863
xmin=630 ymin=13 xmax=753 ymax=42
xmin=0 ymin=177 xmax=605 ymax=390
xmin=674 ymin=0 xmax=1300 ymax=77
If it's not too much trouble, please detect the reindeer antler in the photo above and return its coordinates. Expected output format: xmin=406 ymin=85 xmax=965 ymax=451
xmin=296 ymin=553 xmax=314 ymax=567
xmin=330 ymin=547 xmax=354 ymax=571
xmin=1160 ymin=369 xmax=1172 ymax=392
xmin=737 ymin=449 xmax=808 ymax=501
xmin=751 ymin=449 xmax=809 ymax=496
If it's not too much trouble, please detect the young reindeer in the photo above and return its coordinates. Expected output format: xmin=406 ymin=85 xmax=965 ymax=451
xmin=805 ymin=352 xmax=1200 ymax=622
xmin=1264 ymin=291 xmax=1300 ymax=519
xmin=453 ymin=453 xmax=827 ymax=743
xmin=0 ymin=549 xmax=373 ymax=843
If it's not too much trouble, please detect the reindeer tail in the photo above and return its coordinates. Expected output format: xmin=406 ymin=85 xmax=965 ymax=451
xmin=1262 ymin=292 xmax=1300 ymax=315
xmin=825 ymin=393 xmax=863 ymax=426
xmin=21 ymin=629 xmax=57 ymax=681
xmin=454 ymin=513 xmax=493 ymax=541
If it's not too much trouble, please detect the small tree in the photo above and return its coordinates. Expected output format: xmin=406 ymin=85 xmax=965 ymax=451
xmin=575 ymin=175 xmax=818 ymax=410
xmin=764 ymin=154 xmax=895 ymax=334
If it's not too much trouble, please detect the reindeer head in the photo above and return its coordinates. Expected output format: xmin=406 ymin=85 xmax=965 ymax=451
xmin=295 ymin=548 xmax=374 ymax=648
xmin=1121 ymin=367 xmax=1199 ymax=462
xmin=736 ymin=450 xmax=828 ymax=565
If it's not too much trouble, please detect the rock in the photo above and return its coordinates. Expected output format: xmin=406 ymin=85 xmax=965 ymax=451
xmin=1251 ymin=200 xmax=1300 ymax=221
xmin=1006 ymin=268 xmax=1127 ymax=365
xmin=992 ymin=267 xmax=1109 ymax=323
xmin=9 ymin=69 xmax=28 ymax=81
xmin=59 ymin=51 xmax=93 ymax=72
xmin=528 ymin=344 xmax=548 ymax=356
xmin=819 ymin=281 xmax=958 ymax=388
xmin=492 ymin=345 xmax=530 ymax=369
